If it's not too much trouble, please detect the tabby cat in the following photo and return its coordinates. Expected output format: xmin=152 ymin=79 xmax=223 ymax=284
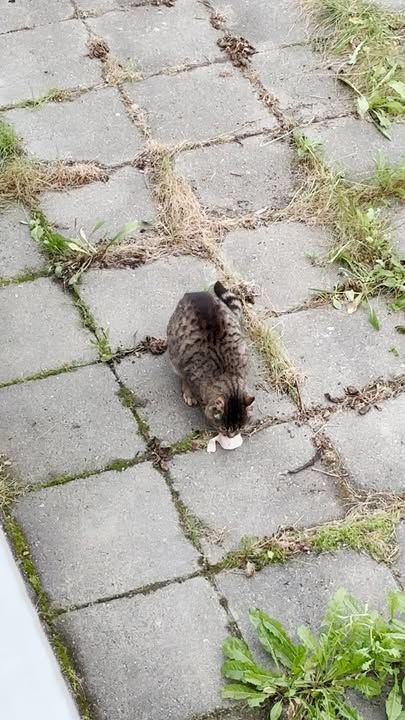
xmin=167 ymin=281 xmax=254 ymax=437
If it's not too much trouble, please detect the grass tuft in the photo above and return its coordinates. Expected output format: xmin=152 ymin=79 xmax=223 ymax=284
xmin=286 ymin=132 xmax=405 ymax=319
xmin=0 ymin=119 xmax=20 ymax=164
xmin=304 ymin=0 xmax=405 ymax=136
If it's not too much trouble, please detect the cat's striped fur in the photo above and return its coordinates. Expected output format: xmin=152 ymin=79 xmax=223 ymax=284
xmin=167 ymin=281 xmax=254 ymax=437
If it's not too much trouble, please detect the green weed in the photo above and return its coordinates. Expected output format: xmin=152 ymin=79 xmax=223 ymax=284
xmin=30 ymin=211 xmax=137 ymax=284
xmin=289 ymin=132 xmax=405 ymax=324
xmin=221 ymin=588 xmax=405 ymax=718
xmin=0 ymin=119 xmax=20 ymax=164
xmin=304 ymin=0 xmax=405 ymax=136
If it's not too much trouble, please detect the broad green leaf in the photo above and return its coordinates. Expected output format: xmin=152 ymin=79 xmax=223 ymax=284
xmin=331 ymin=696 xmax=362 ymax=719
xmin=222 ymin=637 xmax=253 ymax=665
xmin=357 ymin=95 xmax=369 ymax=118
xmin=297 ymin=625 xmax=318 ymax=652
xmin=110 ymin=221 xmax=137 ymax=245
xmin=389 ymin=81 xmax=405 ymax=100
xmin=368 ymin=305 xmax=380 ymax=330
xmin=249 ymin=609 xmax=301 ymax=669
xmin=386 ymin=676 xmax=403 ymax=720
xmin=221 ymin=683 xmax=268 ymax=707
xmin=346 ymin=675 xmax=382 ymax=698
xmin=270 ymin=700 xmax=283 ymax=720
xmin=221 ymin=660 xmax=248 ymax=682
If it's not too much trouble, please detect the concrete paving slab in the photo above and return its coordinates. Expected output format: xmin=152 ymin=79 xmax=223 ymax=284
xmin=175 ymin=136 xmax=295 ymax=214
xmin=305 ymin=116 xmax=405 ymax=181
xmin=0 ymin=365 xmax=144 ymax=484
xmin=5 ymin=88 xmax=143 ymax=163
xmin=0 ymin=0 xmax=73 ymax=35
xmin=213 ymin=0 xmax=308 ymax=50
xmin=326 ymin=395 xmax=405 ymax=493
xmin=170 ymin=423 xmax=343 ymax=561
xmin=0 ymin=278 xmax=96 ymax=385
xmin=41 ymin=167 xmax=155 ymax=241
xmin=14 ymin=464 xmax=198 ymax=606
xmin=57 ymin=577 xmax=229 ymax=720
xmin=273 ymin=302 xmax=405 ymax=406
xmin=128 ymin=64 xmax=276 ymax=144
xmin=253 ymin=45 xmax=352 ymax=122
xmin=0 ymin=21 xmax=100 ymax=106
xmin=0 ymin=206 xmax=44 ymax=278
xmin=89 ymin=0 xmax=222 ymax=76
xmin=221 ymin=224 xmax=337 ymax=312
xmin=79 ymin=257 xmax=216 ymax=349
xmin=396 ymin=522 xmax=405 ymax=586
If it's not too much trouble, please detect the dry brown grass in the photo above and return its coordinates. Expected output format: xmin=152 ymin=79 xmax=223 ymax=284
xmin=0 ymin=160 xmax=108 ymax=208
xmin=139 ymin=142 xmax=222 ymax=260
xmin=102 ymin=57 xmax=142 ymax=86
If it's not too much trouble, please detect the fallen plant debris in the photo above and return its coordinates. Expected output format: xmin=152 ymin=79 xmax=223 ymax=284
xmin=217 ymin=35 xmax=256 ymax=67
xmin=324 ymin=376 xmax=405 ymax=414
xmin=221 ymin=588 xmax=405 ymax=719
xmin=138 ymin=336 xmax=168 ymax=355
xmin=87 ymin=36 xmax=109 ymax=59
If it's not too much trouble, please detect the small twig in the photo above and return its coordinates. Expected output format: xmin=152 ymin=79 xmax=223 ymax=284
xmin=286 ymin=449 xmax=320 ymax=475
xmin=311 ymin=467 xmax=346 ymax=479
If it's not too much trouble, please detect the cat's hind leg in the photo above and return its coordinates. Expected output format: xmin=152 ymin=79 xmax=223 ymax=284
xmin=181 ymin=379 xmax=198 ymax=406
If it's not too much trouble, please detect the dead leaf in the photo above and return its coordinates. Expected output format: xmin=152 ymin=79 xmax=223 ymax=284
xmin=245 ymin=561 xmax=256 ymax=577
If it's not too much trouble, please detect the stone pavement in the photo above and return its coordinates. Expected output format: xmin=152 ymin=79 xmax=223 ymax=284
xmin=0 ymin=1 xmax=404 ymax=719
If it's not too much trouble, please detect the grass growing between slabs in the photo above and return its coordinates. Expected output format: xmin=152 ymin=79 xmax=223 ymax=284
xmin=212 ymin=509 xmax=400 ymax=574
xmin=288 ymin=132 xmax=405 ymax=327
xmin=303 ymin=0 xmax=405 ymax=136
xmin=0 ymin=118 xmax=107 ymax=207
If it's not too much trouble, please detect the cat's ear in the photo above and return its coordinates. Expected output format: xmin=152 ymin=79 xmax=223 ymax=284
xmin=212 ymin=396 xmax=224 ymax=419
xmin=244 ymin=393 xmax=255 ymax=407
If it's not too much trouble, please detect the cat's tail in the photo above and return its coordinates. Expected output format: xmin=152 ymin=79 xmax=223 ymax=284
xmin=214 ymin=281 xmax=242 ymax=315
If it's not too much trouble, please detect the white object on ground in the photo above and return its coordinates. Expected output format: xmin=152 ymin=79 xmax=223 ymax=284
xmin=207 ymin=433 xmax=243 ymax=452
xmin=0 ymin=528 xmax=80 ymax=720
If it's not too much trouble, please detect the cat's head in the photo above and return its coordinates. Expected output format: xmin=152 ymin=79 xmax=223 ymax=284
xmin=205 ymin=392 xmax=255 ymax=437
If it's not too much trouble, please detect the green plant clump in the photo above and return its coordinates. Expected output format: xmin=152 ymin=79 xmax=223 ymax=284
xmin=222 ymin=589 xmax=405 ymax=719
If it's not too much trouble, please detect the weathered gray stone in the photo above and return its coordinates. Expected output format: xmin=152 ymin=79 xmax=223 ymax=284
xmin=0 ymin=278 xmax=96 ymax=385
xmin=221 ymin=224 xmax=337 ymax=312
xmin=0 ymin=207 xmax=44 ymax=278
xmin=0 ymin=0 xmax=73 ymax=35
xmin=128 ymin=65 xmax=277 ymax=144
xmin=77 ymin=0 xmax=119 ymax=13
xmin=41 ymin=167 xmax=155 ymax=241
xmin=57 ymin=577 xmax=229 ymax=720
xmin=396 ymin=522 xmax=405 ymax=586
xmin=213 ymin=0 xmax=308 ymax=49
xmin=386 ymin=204 xmax=405 ymax=259
xmin=305 ymin=117 xmax=405 ymax=181
xmin=5 ymin=88 xmax=142 ymax=163
xmin=79 ymin=257 xmax=216 ymax=349
xmin=326 ymin=395 xmax=405 ymax=493
xmin=175 ymin=136 xmax=295 ymax=214
xmin=217 ymin=551 xmax=397 ymax=652
xmin=115 ymin=350 xmax=295 ymax=443
xmin=273 ymin=302 xmax=405 ymax=406
xmin=253 ymin=46 xmax=351 ymax=122
xmin=14 ymin=464 xmax=198 ymax=607
xmin=170 ymin=423 xmax=343 ymax=561
xmin=89 ymin=0 xmax=222 ymax=76
xmin=0 ymin=365 xmax=143 ymax=484
xmin=0 ymin=21 xmax=100 ymax=106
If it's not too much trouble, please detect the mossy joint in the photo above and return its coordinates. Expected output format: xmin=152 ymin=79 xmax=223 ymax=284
xmin=210 ymin=510 xmax=401 ymax=573
xmin=0 ymin=361 xmax=97 ymax=391
xmin=2 ymin=515 xmax=91 ymax=719
xmin=0 ymin=269 xmax=48 ymax=288
xmin=116 ymin=385 xmax=150 ymax=439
